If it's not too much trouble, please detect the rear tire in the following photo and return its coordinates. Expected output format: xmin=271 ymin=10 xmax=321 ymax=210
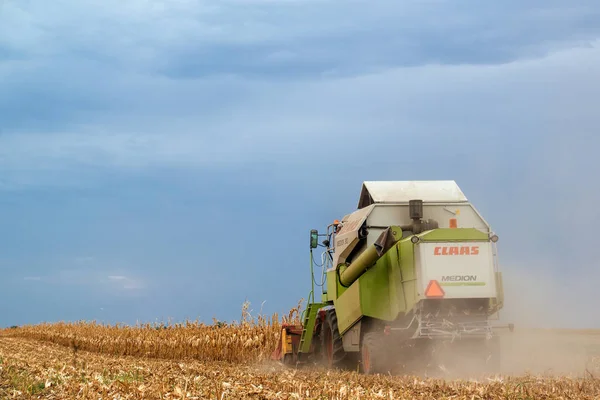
xmin=361 ymin=332 xmax=389 ymax=375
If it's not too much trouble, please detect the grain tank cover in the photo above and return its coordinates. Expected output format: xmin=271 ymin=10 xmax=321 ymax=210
xmin=357 ymin=180 xmax=468 ymax=209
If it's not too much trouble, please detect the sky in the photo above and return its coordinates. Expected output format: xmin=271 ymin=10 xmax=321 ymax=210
xmin=0 ymin=0 xmax=599 ymax=329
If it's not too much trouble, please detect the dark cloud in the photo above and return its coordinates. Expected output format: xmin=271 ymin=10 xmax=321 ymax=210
xmin=159 ymin=1 xmax=600 ymax=79
xmin=0 ymin=1 xmax=599 ymax=327
xmin=1 ymin=0 xmax=599 ymax=132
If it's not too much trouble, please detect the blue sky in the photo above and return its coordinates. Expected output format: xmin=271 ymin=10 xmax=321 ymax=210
xmin=1 ymin=1 xmax=599 ymax=329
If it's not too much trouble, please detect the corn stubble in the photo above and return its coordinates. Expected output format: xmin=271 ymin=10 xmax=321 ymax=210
xmin=1 ymin=302 xmax=599 ymax=399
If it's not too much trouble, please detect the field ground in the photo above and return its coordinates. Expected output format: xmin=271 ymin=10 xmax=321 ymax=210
xmin=1 ymin=328 xmax=599 ymax=399
xmin=496 ymin=328 xmax=600 ymax=376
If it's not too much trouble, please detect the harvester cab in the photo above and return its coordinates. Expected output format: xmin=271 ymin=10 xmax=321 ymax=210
xmin=271 ymin=180 xmax=510 ymax=375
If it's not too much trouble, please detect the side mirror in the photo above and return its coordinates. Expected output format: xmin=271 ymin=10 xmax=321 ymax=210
xmin=310 ymin=230 xmax=319 ymax=249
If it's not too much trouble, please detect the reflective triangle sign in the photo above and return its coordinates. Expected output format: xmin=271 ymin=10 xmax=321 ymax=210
xmin=425 ymin=279 xmax=445 ymax=298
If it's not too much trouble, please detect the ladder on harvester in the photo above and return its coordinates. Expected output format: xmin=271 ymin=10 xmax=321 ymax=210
xmin=297 ymin=302 xmax=324 ymax=363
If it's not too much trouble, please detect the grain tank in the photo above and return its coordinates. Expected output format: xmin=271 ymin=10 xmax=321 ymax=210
xmin=271 ymin=181 xmax=509 ymax=375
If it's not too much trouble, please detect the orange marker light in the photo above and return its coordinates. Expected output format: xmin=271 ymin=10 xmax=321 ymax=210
xmin=449 ymin=218 xmax=457 ymax=228
xmin=425 ymin=280 xmax=445 ymax=298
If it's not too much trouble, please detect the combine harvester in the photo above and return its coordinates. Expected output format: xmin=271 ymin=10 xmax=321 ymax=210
xmin=272 ymin=180 xmax=513 ymax=375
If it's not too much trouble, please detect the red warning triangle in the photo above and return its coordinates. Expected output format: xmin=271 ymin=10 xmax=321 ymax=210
xmin=425 ymin=280 xmax=445 ymax=298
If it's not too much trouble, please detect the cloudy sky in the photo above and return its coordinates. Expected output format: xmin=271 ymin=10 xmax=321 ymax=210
xmin=1 ymin=1 xmax=599 ymax=329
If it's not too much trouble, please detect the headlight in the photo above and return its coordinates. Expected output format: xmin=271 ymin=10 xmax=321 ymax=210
xmin=490 ymin=234 xmax=499 ymax=243
xmin=411 ymin=235 xmax=420 ymax=244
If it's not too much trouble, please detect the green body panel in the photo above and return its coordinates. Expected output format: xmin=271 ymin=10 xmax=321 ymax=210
xmin=359 ymin=255 xmax=396 ymax=320
xmin=330 ymin=228 xmax=501 ymax=335
xmin=299 ymin=302 xmax=325 ymax=353
xmin=358 ymin=249 xmax=396 ymax=322
xmin=327 ymin=269 xmax=341 ymax=299
xmin=335 ymin=282 xmax=362 ymax=334
xmin=356 ymin=237 xmax=422 ymax=324
xmin=419 ymin=228 xmax=489 ymax=242
xmin=398 ymin=239 xmax=418 ymax=314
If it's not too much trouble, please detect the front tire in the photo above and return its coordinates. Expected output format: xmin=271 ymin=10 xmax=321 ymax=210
xmin=320 ymin=309 xmax=349 ymax=369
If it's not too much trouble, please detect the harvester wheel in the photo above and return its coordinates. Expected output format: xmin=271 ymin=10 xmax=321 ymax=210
xmin=360 ymin=332 xmax=388 ymax=375
xmin=320 ymin=309 xmax=348 ymax=369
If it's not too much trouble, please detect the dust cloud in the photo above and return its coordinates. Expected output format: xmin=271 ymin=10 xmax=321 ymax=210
xmin=498 ymin=329 xmax=599 ymax=377
xmin=487 ymin=261 xmax=600 ymax=378
xmin=412 ymin=329 xmax=600 ymax=380
xmin=357 ymin=259 xmax=600 ymax=380
xmin=472 ymin=134 xmax=600 ymax=378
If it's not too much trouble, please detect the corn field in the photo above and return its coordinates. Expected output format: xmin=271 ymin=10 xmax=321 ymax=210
xmin=0 ymin=300 xmax=303 ymax=365
xmin=1 ymin=300 xmax=599 ymax=399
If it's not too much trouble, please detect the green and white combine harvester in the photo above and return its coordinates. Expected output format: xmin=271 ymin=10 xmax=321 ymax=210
xmin=271 ymin=180 xmax=513 ymax=375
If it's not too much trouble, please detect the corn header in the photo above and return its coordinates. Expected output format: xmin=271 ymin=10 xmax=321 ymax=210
xmin=271 ymin=180 xmax=513 ymax=375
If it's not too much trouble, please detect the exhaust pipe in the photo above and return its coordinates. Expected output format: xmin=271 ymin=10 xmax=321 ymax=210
xmin=401 ymin=199 xmax=439 ymax=234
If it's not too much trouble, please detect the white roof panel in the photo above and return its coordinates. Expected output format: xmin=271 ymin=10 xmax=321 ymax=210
xmin=358 ymin=180 xmax=468 ymax=208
